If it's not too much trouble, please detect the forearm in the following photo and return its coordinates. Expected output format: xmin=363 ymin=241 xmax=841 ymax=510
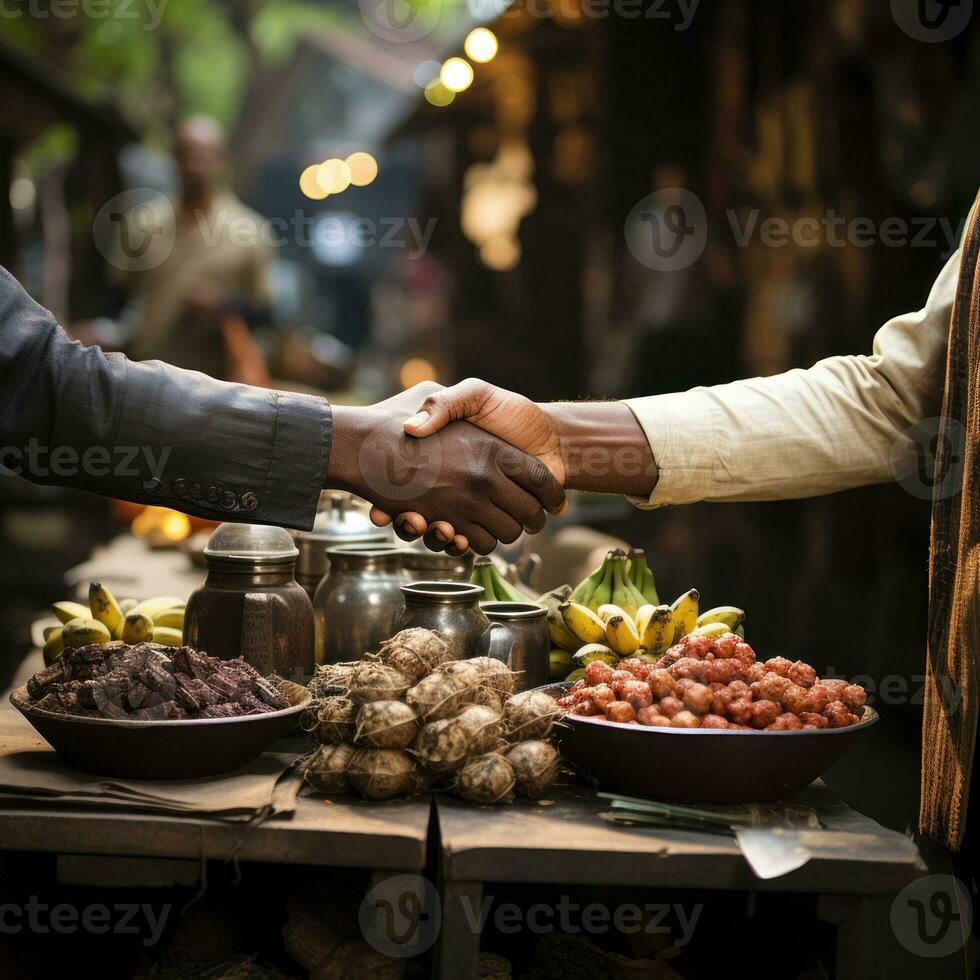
xmin=541 ymin=401 xmax=659 ymax=496
xmin=0 ymin=267 xmax=330 ymax=529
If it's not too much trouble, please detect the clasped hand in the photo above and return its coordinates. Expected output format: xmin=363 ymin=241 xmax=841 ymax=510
xmin=327 ymin=382 xmax=564 ymax=555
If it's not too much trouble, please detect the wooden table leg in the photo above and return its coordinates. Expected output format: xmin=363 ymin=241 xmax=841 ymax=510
xmin=817 ymin=893 xmax=892 ymax=980
xmin=435 ymin=880 xmax=483 ymax=980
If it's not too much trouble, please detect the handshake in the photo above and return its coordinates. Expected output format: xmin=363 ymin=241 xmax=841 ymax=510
xmin=326 ymin=380 xmax=658 ymax=554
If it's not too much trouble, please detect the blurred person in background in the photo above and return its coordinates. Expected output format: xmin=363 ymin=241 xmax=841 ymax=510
xmin=116 ymin=116 xmax=271 ymax=385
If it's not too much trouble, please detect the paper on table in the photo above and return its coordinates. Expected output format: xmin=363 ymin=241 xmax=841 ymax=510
xmin=0 ymin=737 xmax=302 ymax=824
xmin=734 ymin=827 xmax=812 ymax=879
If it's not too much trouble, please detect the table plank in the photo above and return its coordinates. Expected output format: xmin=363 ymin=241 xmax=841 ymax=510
xmin=0 ymin=666 xmax=429 ymax=871
xmin=436 ymin=784 xmax=926 ymax=893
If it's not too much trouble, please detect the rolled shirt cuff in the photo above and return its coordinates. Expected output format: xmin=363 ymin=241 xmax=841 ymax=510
xmin=622 ymin=393 xmax=725 ymax=509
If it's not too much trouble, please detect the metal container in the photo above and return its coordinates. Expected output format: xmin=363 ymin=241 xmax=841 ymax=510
xmin=395 ymin=581 xmax=512 ymax=663
xmin=184 ymin=523 xmax=315 ymax=681
xmin=481 ymin=601 xmax=550 ymax=692
xmin=401 ymin=548 xmax=474 ymax=582
xmin=291 ymin=492 xmax=390 ymax=598
xmin=313 ymin=544 xmax=408 ymax=665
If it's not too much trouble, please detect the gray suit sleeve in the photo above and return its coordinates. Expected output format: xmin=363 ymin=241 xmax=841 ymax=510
xmin=0 ymin=267 xmax=331 ymax=531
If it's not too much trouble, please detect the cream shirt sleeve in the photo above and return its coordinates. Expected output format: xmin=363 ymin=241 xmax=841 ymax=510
xmin=624 ymin=250 xmax=960 ymax=507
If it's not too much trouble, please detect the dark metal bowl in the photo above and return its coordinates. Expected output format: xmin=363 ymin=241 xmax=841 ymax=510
xmin=539 ymin=683 xmax=878 ymax=804
xmin=9 ymin=686 xmax=310 ymax=780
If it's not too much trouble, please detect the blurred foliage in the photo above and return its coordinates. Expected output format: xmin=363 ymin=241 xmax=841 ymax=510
xmin=1 ymin=0 xmax=352 ymax=142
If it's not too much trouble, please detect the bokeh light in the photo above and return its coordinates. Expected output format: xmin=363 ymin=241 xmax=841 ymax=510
xmin=464 ymin=28 xmax=498 ymax=63
xmin=480 ymin=235 xmax=521 ymax=271
xmin=440 ymin=57 xmax=474 ymax=93
xmin=346 ymin=152 xmax=379 ymax=187
xmin=400 ymin=357 xmax=438 ymax=389
xmin=9 ymin=178 xmax=36 ymax=210
xmin=317 ymin=158 xmax=352 ymax=194
xmin=299 ymin=165 xmax=328 ymax=200
xmin=414 ymin=60 xmax=441 ymax=88
xmin=424 ymin=80 xmax=456 ymax=107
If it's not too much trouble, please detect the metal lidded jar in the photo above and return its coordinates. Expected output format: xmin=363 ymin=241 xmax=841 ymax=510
xmin=313 ymin=544 xmax=408 ymax=665
xmin=291 ymin=492 xmax=390 ymax=598
xmin=184 ymin=523 xmax=315 ymax=681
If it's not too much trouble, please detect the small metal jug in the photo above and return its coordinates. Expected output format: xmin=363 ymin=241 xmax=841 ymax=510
xmin=482 ymin=601 xmax=550 ymax=692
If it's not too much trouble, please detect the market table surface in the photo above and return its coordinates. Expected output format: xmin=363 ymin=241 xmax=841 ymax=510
xmin=0 ymin=655 xmax=430 ymax=873
xmin=433 ymin=783 xmax=928 ymax=980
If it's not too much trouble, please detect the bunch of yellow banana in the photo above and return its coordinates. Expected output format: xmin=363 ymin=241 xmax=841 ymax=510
xmin=44 ymin=584 xmax=186 ymax=664
xmin=548 ymin=582 xmax=746 ymax=682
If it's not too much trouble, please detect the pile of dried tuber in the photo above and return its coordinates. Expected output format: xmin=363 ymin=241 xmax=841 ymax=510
xmin=25 ymin=642 xmax=305 ymax=720
xmin=301 ymin=628 xmax=563 ymax=805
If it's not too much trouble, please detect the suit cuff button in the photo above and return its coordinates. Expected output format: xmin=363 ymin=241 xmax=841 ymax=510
xmin=173 ymin=478 xmax=187 ymax=497
xmin=143 ymin=478 xmax=162 ymax=494
xmin=240 ymin=492 xmax=258 ymax=511
xmin=220 ymin=491 xmax=238 ymax=511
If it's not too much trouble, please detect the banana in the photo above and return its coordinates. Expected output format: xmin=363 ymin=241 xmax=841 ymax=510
xmin=628 ymin=549 xmax=660 ymax=605
xmin=549 ymin=647 xmax=575 ymax=680
xmin=118 ymin=598 xmax=138 ymax=614
xmin=669 ymin=589 xmax=700 ymax=644
xmin=42 ymin=628 xmax=64 ymax=666
xmin=560 ymin=602 xmax=608 ymax=645
xmin=735 ymin=625 xmax=745 ymax=640
xmin=610 ymin=558 xmax=638 ymax=619
xmin=130 ymin=596 xmax=186 ymax=620
xmin=62 ymin=618 xmax=112 ymax=648
xmin=633 ymin=651 xmax=662 ymax=665
xmin=548 ymin=610 xmax=581 ymax=651
xmin=122 ymin=612 xmax=154 ymax=644
xmin=692 ymin=622 xmax=729 ymax=639
xmin=597 ymin=604 xmax=629 ymax=624
xmin=639 ymin=605 xmax=674 ymax=653
xmin=565 ymin=668 xmax=586 ymax=683
xmin=696 ymin=605 xmax=746 ymax=631
xmin=572 ymin=643 xmax=618 ymax=666
xmin=89 ymin=582 xmax=124 ymax=639
xmin=51 ymin=601 xmax=90 ymax=625
xmin=585 ymin=557 xmax=615 ymax=613
xmin=568 ymin=562 xmax=603 ymax=606
xmin=605 ymin=615 xmax=641 ymax=657
xmin=151 ymin=607 xmax=185 ymax=630
xmin=471 ymin=559 xmax=499 ymax=601
xmin=151 ymin=627 xmax=184 ymax=647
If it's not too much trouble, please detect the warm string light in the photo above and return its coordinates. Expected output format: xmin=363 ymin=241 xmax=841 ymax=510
xmin=299 ymin=152 xmax=379 ymax=200
xmin=464 ymin=28 xmax=498 ymax=63
xmin=440 ymin=57 xmax=474 ymax=93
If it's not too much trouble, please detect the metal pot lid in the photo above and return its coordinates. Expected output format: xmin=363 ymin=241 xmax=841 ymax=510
xmin=297 ymin=492 xmax=388 ymax=544
xmin=204 ymin=522 xmax=299 ymax=562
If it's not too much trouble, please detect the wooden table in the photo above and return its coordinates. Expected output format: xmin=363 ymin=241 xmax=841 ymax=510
xmin=434 ymin=783 xmax=928 ymax=980
xmin=0 ymin=659 xmax=430 ymax=876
